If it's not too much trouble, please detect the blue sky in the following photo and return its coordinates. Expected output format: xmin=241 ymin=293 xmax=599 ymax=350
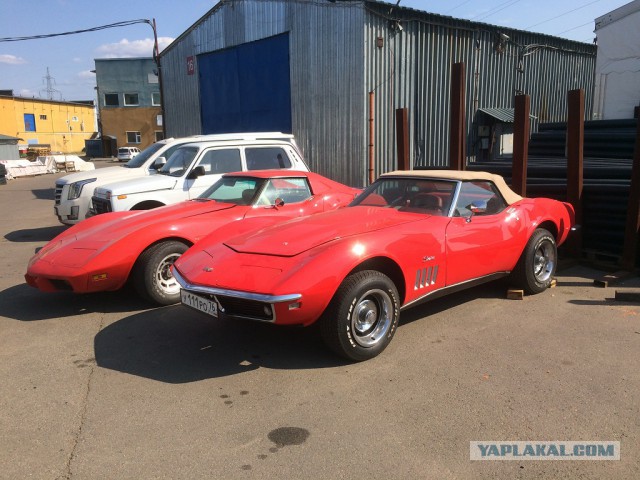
xmin=0 ymin=0 xmax=631 ymax=102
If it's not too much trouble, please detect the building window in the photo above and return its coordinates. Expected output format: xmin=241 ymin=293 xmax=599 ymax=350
xmin=104 ymin=93 xmax=119 ymax=106
xmin=148 ymin=73 xmax=159 ymax=84
xmin=126 ymin=131 xmax=141 ymax=144
xmin=39 ymin=114 xmax=47 ymax=120
xmin=24 ymin=113 xmax=36 ymax=132
xmin=155 ymin=131 xmax=164 ymax=142
xmin=152 ymin=92 xmax=161 ymax=106
xmin=156 ymin=114 xmax=163 ymax=126
xmin=124 ymin=93 xmax=139 ymax=106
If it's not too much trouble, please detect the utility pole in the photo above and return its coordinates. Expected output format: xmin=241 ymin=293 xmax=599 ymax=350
xmin=41 ymin=67 xmax=61 ymax=100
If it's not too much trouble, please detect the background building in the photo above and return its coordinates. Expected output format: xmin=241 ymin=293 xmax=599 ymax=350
xmin=0 ymin=134 xmax=20 ymax=160
xmin=0 ymin=91 xmax=95 ymax=155
xmin=593 ymin=0 xmax=640 ymax=120
xmin=94 ymin=58 xmax=163 ymax=151
xmin=159 ymin=0 xmax=597 ymax=187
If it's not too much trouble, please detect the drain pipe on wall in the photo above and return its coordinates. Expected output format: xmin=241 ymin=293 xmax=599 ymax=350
xmin=368 ymin=91 xmax=375 ymax=185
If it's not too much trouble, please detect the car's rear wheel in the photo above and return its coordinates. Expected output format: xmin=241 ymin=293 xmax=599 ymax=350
xmin=511 ymin=228 xmax=557 ymax=294
xmin=320 ymin=270 xmax=399 ymax=361
xmin=133 ymin=240 xmax=189 ymax=305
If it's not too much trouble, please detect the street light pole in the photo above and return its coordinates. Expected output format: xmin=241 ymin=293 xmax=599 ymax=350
xmin=150 ymin=18 xmax=166 ymax=138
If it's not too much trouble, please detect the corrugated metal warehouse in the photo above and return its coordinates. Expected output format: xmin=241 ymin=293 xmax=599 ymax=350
xmin=159 ymin=0 xmax=597 ymax=187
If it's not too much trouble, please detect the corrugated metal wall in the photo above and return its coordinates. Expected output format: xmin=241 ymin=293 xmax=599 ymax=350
xmin=364 ymin=2 xmax=596 ymax=176
xmin=161 ymin=0 xmax=365 ymax=185
xmin=0 ymin=144 xmax=20 ymax=160
xmin=161 ymin=0 xmax=596 ymax=187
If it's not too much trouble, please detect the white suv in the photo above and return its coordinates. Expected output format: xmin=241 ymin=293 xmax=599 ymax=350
xmin=117 ymin=146 xmax=141 ymax=161
xmin=90 ymin=132 xmax=307 ymax=215
xmin=55 ymin=135 xmax=225 ymax=225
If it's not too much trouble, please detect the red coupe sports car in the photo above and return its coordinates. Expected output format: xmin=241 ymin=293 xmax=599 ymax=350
xmin=173 ymin=170 xmax=575 ymax=361
xmin=25 ymin=170 xmax=360 ymax=305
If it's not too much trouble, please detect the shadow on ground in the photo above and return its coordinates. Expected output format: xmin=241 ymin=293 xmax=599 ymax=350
xmin=5 ymin=225 xmax=67 ymax=243
xmin=0 ymin=283 xmax=151 ymax=321
xmin=32 ymin=188 xmax=55 ymax=200
xmin=94 ymin=281 xmax=512 ymax=384
xmin=94 ymin=306 xmax=346 ymax=383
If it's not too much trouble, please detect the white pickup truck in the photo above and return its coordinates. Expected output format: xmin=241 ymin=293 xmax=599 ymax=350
xmin=90 ymin=133 xmax=307 ymax=215
xmin=54 ymin=135 xmax=218 ymax=225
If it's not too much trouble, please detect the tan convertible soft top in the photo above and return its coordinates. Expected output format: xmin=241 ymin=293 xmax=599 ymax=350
xmin=381 ymin=169 xmax=523 ymax=205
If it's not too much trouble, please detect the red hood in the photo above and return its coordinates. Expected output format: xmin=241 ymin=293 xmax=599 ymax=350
xmin=33 ymin=200 xmax=237 ymax=267
xmin=221 ymin=206 xmax=422 ymax=257
xmin=80 ymin=200 xmax=235 ymax=241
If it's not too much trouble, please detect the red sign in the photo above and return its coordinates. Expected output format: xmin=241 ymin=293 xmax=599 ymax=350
xmin=187 ymin=56 xmax=195 ymax=76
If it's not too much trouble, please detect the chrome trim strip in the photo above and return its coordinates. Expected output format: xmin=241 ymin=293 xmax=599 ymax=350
xmin=401 ymin=271 xmax=510 ymax=310
xmin=446 ymin=181 xmax=463 ymax=217
xmin=173 ymin=267 xmax=302 ymax=303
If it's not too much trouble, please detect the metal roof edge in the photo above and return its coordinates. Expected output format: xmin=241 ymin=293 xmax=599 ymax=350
xmin=595 ymin=0 xmax=640 ymax=31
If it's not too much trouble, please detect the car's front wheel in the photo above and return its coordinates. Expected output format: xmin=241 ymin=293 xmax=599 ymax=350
xmin=511 ymin=228 xmax=557 ymax=294
xmin=133 ymin=240 xmax=189 ymax=305
xmin=320 ymin=270 xmax=400 ymax=361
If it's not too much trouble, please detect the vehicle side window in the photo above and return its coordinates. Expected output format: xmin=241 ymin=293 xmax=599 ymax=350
xmin=246 ymin=147 xmax=292 ymax=170
xmin=256 ymin=178 xmax=311 ymax=205
xmin=162 ymin=144 xmax=181 ymax=160
xmin=454 ymin=181 xmax=506 ymax=217
xmin=197 ymin=149 xmax=242 ymax=175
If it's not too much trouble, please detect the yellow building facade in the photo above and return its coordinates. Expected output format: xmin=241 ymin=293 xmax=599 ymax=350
xmin=0 ymin=95 xmax=96 ymax=154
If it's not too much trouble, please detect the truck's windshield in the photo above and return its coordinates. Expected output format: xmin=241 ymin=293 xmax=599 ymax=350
xmin=157 ymin=147 xmax=199 ymax=177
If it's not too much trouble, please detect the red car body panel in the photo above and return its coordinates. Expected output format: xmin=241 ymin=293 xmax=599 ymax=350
xmin=25 ymin=171 xmax=359 ymax=294
xmin=173 ymin=172 xmax=574 ymax=328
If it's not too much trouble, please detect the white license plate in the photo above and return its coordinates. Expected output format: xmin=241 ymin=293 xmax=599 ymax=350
xmin=181 ymin=290 xmax=218 ymax=317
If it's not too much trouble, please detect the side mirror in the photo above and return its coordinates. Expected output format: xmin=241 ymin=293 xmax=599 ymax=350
xmin=274 ymin=197 xmax=285 ymax=208
xmin=468 ymin=200 xmax=488 ymax=215
xmin=187 ymin=165 xmax=206 ymax=179
xmin=152 ymin=156 xmax=166 ymax=170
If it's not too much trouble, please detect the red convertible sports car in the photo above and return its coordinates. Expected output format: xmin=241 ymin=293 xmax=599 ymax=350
xmin=25 ymin=170 xmax=360 ymax=305
xmin=173 ymin=170 xmax=575 ymax=361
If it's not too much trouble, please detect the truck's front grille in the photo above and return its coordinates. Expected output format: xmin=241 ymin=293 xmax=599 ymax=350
xmin=91 ymin=197 xmax=112 ymax=215
xmin=54 ymin=184 xmax=63 ymax=205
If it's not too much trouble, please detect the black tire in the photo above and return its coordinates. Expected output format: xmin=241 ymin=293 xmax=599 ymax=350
xmin=0 ymin=164 xmax=6 ymax=175
xmin=320 ymin=270 xmax=400 ymax=361
xmin=510 ymin=228 xmax=557 ymax=295
xmin=132 ymin=241 xmax=189 ymax=305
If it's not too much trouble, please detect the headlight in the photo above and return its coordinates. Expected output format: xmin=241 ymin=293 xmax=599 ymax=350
xmin=67 ymin=178 xmax=97 ymax=200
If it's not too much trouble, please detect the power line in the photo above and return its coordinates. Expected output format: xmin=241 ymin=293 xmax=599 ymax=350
xmin=525 ymin=0 xmax=605 ymax=30
xmin=556 ymin=20 xmax=594 ymax=36
xmin=472 ymin=0 xmax=524 ymax=22
xmin=445 ymin=0 xmax=473 ymax=14
xmin=0 ymin=19 xmax=151 ymax=42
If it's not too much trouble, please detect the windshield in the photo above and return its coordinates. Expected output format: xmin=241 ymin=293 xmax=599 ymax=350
xmin=199 ymin=177 xmax=267 ymax=205
xmin=157 ymin=146 xmax=199 ymax=177
xmin=124 ymin=142 xmax=166 ymax=168
xmin=350 ymin=177 xmax=456 ymax=216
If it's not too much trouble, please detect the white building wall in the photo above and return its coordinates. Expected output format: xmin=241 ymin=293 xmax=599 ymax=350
xmin=594 ymin=0 xmax=640 ymax=119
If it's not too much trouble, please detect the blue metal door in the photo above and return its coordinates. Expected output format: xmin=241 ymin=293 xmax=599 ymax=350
xmin=198 ymin=33 xmax=292 ymax=134
xmin=23 ymin=114 xmax=36 ymax=132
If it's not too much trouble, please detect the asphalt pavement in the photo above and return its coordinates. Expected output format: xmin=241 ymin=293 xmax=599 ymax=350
xmin=0 ymin=168 xmax=638 ymax=479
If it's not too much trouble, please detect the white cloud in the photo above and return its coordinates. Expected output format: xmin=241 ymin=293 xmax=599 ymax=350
xmin=72 ymin=57 xmax=83 ymax=63
xmin=95 ymin=37 xmax=174 ymax=58
xmin=0 ymin=54 xmax=27 ymax=65
xmin=77 ymin=70 xmax=96 ymax=79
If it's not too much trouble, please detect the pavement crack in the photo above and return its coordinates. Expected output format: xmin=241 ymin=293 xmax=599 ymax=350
xmin=57 ymin=314 xmax=106 ymax=480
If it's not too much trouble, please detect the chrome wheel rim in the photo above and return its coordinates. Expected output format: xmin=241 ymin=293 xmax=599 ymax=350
xmin=351 ymin=289 xmax=393 ymax=348
xmin=533 ymin=239 xmax=555 ymax=283
xmin=155 ymin=253 xmax=181 ymax=295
